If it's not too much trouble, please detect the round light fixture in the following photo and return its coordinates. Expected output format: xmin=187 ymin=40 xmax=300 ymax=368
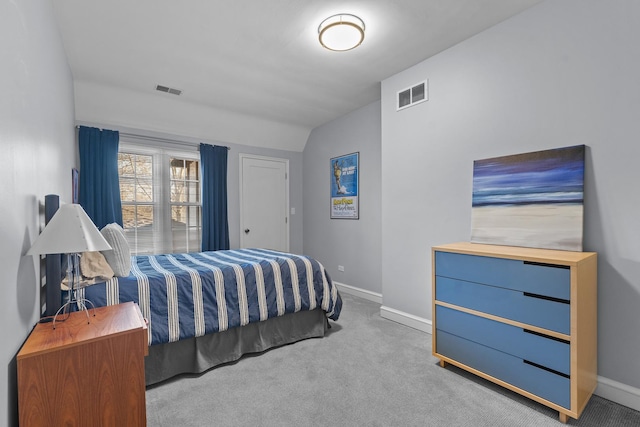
xmin=318 ymin=14 xmax=365 ymax=52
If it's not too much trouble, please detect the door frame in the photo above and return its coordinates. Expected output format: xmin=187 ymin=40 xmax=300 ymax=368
xmin=238 ymin=153 xmax=290 ymax=251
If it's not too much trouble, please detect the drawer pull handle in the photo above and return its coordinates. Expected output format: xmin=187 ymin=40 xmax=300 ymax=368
xmin=523 ymin=292 xmax=569 ymax=305
xmin=523 ymin=359 xmax=570 ymax=379
xmin=522 ymin=329 xmax=570 ymax=345
xmin=523 ymin=261 xmax=570 ymax=270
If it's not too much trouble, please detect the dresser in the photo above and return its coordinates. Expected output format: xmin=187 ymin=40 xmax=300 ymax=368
xmin=432 ymin=242 xmax=597 ymax=423
xmin=18 ymin=302 xmax=148 ymax=427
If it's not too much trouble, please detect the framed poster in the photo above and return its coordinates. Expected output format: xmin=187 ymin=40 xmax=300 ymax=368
xmin=330 ymin=152 xmax=359 ymax=219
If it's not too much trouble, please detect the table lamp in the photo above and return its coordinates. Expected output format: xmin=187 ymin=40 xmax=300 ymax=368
xmin=27 ymin=203 xmax=112 ymax=328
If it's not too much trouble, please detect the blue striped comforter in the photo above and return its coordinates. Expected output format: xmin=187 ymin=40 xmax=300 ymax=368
xmin=79 ymin=248 xmax=342 ymax=346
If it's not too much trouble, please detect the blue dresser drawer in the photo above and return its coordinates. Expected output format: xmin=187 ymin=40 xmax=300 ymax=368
xmin=435 ymin=251 xmax=570 ymax=300
xmin=435 ymin=276 xmax=570 ymax=334
xmin=436 ymin=305 xmax=570 ymax=375
xmin=436 ymin=330 xmax=570 ymax=409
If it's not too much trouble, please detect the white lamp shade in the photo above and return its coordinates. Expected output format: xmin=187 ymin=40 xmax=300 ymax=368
xmin=318 ymin=14 xmax=365 ymax=51
xmin=27 ymin=204 xmax=112 ymax=255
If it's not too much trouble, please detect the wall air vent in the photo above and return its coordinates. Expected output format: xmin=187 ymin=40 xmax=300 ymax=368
xmin=155 ymin=84 xmax=182 ymax=96
xmin=397 ymin=80 xmax=428 ymax=111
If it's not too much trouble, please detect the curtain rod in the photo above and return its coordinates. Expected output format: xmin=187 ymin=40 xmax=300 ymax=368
xmin=75 ymin=126 xmax=230 ymax=150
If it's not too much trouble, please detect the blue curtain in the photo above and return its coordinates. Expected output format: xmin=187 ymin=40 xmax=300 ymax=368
xmin=200 ymin=143 xmax=229 ymax=251
xmin=78 ymin=126 xmax=123 ymax=229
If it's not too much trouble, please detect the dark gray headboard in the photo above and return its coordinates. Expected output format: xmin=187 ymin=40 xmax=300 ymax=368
xmin=43 ymin=194 xmax=63 ymax=317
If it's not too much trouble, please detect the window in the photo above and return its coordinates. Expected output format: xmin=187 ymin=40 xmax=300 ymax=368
xmin=118 ymin=147 xmax=201 ymax=255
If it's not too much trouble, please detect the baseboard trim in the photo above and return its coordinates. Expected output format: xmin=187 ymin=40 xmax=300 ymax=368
xmin=334 ymin=282 xmax=382 ymax=304
xmin=595 ymin=375 xmax=640 ymax=412
xmin=380 ymin=305 xmax=432 ymax=333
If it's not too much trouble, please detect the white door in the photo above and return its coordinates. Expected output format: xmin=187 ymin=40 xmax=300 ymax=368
xmin=239 ymin=155 xmax=289 ymax=251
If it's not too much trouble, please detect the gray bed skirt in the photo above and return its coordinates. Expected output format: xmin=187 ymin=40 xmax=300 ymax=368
xmin=145 ymin=308 xmax=328 ymax=386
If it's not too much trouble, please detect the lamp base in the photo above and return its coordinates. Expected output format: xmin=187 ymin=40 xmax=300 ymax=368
xmin=52 ymin=297 xmax=96 ymax=329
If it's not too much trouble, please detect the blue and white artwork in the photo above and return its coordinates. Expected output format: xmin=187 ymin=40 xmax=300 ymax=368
xmin=470 ymin=145 xmax=585 ymax=251
xmin=331 ymin=152 xmax=359 ymax=219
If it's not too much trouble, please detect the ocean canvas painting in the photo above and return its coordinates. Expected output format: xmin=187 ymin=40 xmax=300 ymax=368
xmin=470 ymin=145 xmax=585 ymax=251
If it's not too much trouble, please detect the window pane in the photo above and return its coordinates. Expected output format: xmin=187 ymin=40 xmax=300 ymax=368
xmin=136 ymin=205 xmax=155 ymax=254
xmin=170 ymin=158 xmax=185 ymax=180
xmin=136 ymin=178 xmax=153 ymax=202
xmin=118 ymin=153 xmax=135 ymax=176
xmin=170 ymin=181 xmax=199 ymax=203
xmin=137 ymin=205 xmax=153 ymax=228
xmin=172 ymin=205 xmax=186 ymax=227
xmin=188 ymin=206 xmax=201 ymax=252
xmin=186 ymin=182 xmax=199 ymax=203
xmin=120 ymin=178 xmax=136 ymax=202
xmin=119 ymin=153 xmax=154 ymax=203
xmin=171 ymin=181 xmax=185 ymax=203
xmin=171 ymin=205 xmax=187 ymax=252
xmin=188 ymin=228 xmax=201 ymax=252
xmin=136 ymin=155 xmax=153 ymax=178
xmin=186 ymin=159 xmax=199 ymax=180
xmin=121 ymin=177 xmax=153 ymax=202
xmin=122 ymin=205 xmax=136 ymax=229
xmin=188 ymin=205 xmax=201 ymax=230
xmin=171 ymin=205 xmax=201 ymax=253
xmin=124 ymin=205 xmax=155 ymax=255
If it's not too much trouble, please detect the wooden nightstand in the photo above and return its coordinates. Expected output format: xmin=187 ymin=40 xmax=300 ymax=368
xmin=17 ymin=302 xmax=148 ymax=427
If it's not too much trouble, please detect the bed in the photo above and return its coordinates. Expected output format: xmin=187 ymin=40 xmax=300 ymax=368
xmin=43 ymin=197 xmax=342 ymax=386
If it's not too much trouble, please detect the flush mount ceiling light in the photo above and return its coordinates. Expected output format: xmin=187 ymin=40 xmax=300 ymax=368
xmin=318 ymin=14 xmax=365 ymax=52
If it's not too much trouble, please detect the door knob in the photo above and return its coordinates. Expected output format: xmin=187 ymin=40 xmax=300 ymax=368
xmin=244 ymin=229 xmax=250 ymax=234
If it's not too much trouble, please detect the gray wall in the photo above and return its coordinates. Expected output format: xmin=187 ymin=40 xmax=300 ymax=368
xmin=381 ymin=0 xmax=640 ymax=394
xmin=1 ymin=1 xmax=76 ymax=425
xmin=303 ymin=101 xmax=382 ymax=294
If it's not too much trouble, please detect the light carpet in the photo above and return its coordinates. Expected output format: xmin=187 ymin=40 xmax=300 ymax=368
xmin=146 ymin=293 xmax=640 ymax=426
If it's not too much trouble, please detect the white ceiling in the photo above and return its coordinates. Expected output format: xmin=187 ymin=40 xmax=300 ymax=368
xmin=52 ymin=0 xmax=542 ymax=150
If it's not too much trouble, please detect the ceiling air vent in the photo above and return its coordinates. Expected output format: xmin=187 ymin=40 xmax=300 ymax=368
xmin=156 ymin=84 xmax=182 ymax=96
xmin=397 ymin=80 xmax=428 ymax=111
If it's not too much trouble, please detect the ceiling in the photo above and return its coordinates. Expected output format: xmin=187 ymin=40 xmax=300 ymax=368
xmin=52 ymin=0 xmax=542 ymax=150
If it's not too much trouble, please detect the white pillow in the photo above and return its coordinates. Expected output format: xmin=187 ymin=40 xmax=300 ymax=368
xmin=100 ymin=223 xmax=131 ymax=277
